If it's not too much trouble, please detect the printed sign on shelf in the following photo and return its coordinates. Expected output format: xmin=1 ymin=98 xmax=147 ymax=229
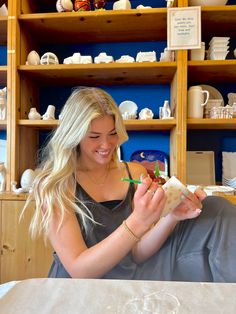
xmin=167 ymin=6 xmax=201 ymax=50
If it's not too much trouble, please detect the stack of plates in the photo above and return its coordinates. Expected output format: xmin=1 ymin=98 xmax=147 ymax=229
xmin=207 ymin=37 xmax=230 ymax=60
xmin=222 ymin=152 xmax=236 ymax=189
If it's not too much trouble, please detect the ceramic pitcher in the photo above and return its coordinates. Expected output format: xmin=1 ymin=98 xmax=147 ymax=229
xmin=187 ymin=86 xmax=210 ymax=118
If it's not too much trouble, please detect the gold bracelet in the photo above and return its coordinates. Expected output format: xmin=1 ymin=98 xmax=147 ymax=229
xmin=122 ymin=220 xmax=140 ymax=242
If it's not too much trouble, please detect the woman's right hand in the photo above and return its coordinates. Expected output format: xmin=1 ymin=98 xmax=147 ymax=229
xmin=130 ymin=177 xmax=167 ymax=232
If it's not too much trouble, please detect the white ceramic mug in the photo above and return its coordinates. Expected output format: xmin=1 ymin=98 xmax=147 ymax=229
xmin=187 ymin=86 xmax=210 ymax=118
xmin=190 ymin=42 xmax=205 ymax=61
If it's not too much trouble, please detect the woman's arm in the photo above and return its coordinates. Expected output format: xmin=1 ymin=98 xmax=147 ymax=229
xmin=48 ymin=175 xmax=163 ymax=279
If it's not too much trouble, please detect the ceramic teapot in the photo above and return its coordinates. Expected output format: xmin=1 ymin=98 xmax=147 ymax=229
xmin=187 ymin=86 xmax=209 ymax=118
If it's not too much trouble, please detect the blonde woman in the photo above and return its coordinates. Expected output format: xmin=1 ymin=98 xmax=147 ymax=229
xmin=24 ymin=87 xmax=236 ymax=282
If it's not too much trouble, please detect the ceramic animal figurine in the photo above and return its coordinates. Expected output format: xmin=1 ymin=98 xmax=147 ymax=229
xmin=25 ymin=50 xmax=40 ymax=65
xmin=40 ymin=52 xmax=59 ymax=65
xmin=42 ymin=105 xmax=56 ymax=120
xmin=28 ymin=108 xmax=42 ymax=120
xmin=0 ymin=162 xmax=6 ymax=192
xmin=63 ymin=53 xmax=93 ymax=64
xmin=0 ymin=87 xmax=7 ymax=120
xmin=116 ymin=55 xmax=134 ymax=63
xmin=94 ymin=52 xmax=114 ymax=64
xmin=139 ymin=108 xmax=154 ymax=120
xmin=74 ymin=0 xmax=91 ymax=11
xmin=93 ymin=0 xmax=106 ymax=10
xmin=56 ymin=0 xmax=73 ymax=12
xmin=113 ymin=0 xmax=131 ymax=10
xmin=136 ymin=51 xmax=157 ymax=62
xmin=11 ymin=168 xmax=37 ymax=194
xmin=136 ymin=4 xmax=152 ymax=9
xmin=28 ymin=107 xmax=42 ymax=120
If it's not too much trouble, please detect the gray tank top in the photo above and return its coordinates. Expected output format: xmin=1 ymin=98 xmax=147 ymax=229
xmin=76 ymin=162 xmax=138 ymax=279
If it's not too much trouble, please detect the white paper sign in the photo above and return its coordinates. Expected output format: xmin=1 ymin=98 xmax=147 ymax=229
xmin=167 ymin=6 xmax=201 ymax=50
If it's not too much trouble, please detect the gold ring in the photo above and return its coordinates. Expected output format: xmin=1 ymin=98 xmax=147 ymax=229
xmin=147 ymin=189 xmax=155 ymax=196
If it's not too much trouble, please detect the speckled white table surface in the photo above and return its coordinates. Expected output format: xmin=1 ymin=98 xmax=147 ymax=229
xmin=0 ymin=278 xmax=236 ymax=313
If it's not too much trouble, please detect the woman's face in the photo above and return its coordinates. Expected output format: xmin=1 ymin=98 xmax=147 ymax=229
xmin=79 ymin=115 xmax=119 ymax=167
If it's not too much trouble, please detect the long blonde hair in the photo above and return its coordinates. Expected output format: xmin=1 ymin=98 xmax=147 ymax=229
xmin=23 ymin=87 xmax=128 ymax=239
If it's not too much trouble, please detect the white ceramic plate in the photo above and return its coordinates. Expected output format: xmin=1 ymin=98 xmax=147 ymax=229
xmin=200 ymin=85 xmax=224 ymax=106
xmin=203 ymin=185 xmax=235 ymax=196
xmin=119 ymin=100 xmax=138 ymax=115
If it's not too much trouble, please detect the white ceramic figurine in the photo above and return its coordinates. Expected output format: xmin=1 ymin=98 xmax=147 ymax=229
xmin=11 ymin=168 xmax=37 ymax=194
xmin=0 ymin=87 xmax=7 ymax=120
xmin=0 ymin=162 xmax=6 ymax=192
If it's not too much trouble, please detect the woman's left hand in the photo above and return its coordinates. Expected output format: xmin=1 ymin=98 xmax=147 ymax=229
xmin=168 ymin=187 xmax=207 ymax=222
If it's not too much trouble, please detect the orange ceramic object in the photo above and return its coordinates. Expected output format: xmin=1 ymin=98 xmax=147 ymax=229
xmin=74 ymin=0 xmax=91 ymax=11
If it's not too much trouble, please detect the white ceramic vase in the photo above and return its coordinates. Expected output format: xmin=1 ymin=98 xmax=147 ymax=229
xmin=20 ymin=169 xmax=36 ymax=190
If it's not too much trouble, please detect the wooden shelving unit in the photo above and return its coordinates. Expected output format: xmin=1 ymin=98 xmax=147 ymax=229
xmin=18 ymin=62 xmax=177 ymax=86
xmin=0 ymin=0 xmax=236 ymax=284
xmin=18 ymin=9 xmax=168 ymax=43
xmin=1 ymin=0 xmax=236 ymax=192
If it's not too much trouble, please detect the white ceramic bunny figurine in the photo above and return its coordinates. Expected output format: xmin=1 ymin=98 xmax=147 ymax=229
xmin=0 ymin=87 xmax=7 ymax=120
xmin=0 ymin=162 xmax=6 ymax=192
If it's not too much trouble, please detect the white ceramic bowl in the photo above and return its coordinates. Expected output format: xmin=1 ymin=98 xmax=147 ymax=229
xmin=209 ymin=50 xmax=229 ymax=60
xmin=209 ymin=37 xmax=230 ymax=46
xmin=209 ymin=45 xmax=229 ymax=51
xmin=189 ymin=0 xmax=228 ymax=5
xmin=208 ymin=48 xmax=229 ymax=55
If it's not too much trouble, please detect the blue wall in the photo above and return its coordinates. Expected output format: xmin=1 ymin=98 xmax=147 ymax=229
xmin=0 ymin=45 xmax=7 ymax=65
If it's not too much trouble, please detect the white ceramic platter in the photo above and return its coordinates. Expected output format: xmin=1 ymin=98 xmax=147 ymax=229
xmin=200 ymin=85 xmax=224 ymax=106
xmin=119 ymin=100 xmax=138 ymax=114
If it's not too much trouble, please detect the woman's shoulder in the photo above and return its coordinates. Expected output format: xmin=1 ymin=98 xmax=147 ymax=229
xmin=124 ymin=161 xmax=147 ymax=180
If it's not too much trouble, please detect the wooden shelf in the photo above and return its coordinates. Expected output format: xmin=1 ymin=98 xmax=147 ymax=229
xmin=18 ymin=62 xmax=177 ymax=86
xmin=188 ymin=60 xmax=236 ymax=84
xmin=0 ymin=65 xmax=7 ymax=85
xmin=187 ymin=118 xmax=236 ymax=130
xmin=124 ymin=119 xmax=176 ymax=131
xmin=0 ymin=192 xmax=29 ymax=201
xmin=202 ymin=6 xmax=236 ymax=40
xmin=0 ymin=16 xmax=7 ymax=44
xmin=18 ymin=120 xmax=58 ymax=129
xmin=18 ymin=119 xmax=176 ymax=131
xmin=18 ymin=9 xmax=167 ymax=43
